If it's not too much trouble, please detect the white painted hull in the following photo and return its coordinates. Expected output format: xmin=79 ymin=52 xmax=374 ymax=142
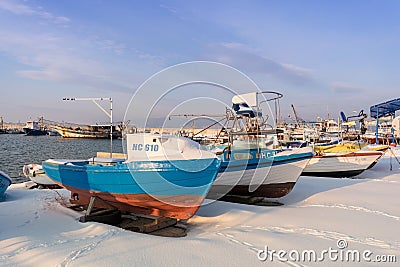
xmin=302 ymin=151 xmax=383 ymax=177
xmin=29 ymin=174 xmax=56 ymax=186
xmin=55 ymin=126 xmax=109 ymax=139
xmin=23 ymin=164 xmax=56 ymax=186
xmin=214 ymin=155 xmax=310 ymax=186
xmin=208 ymin=147 xmax=313 ymax=198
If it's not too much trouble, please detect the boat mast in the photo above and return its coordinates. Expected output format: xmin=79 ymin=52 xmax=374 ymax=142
xmin=63 ymin=97 xmax=113 ymax=158
xmin=291 ymin=104 xmax=300 ymax=128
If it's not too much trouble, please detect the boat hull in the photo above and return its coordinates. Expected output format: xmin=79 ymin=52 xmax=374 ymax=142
xmin=54 ymin=126 xmax=121 ymax=139
xmin=24 ymin=128 xmax=47 ymax=136
xmin=64 ymin=186 xmax=205 ymax=219
xmin=42 ymin=158 xmax=220 ymax=219
xmin=23 ymin=164 xmax=57 ymax=186
xmin=208 ymin=147 xmax=313 ymax=198
xmin=302 ymin=151 xmax=383 ymax=178
xmin=209 ymin=182 xmax=296 ymax=198
xmin=29 ymin=174 xmax=57 ymax=186
xmin=0 ymin=171 xmax=12 ymax=199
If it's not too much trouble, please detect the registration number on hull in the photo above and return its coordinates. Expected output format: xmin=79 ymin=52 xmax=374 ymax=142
xmin=259 ymin=151 xmax=277 ymax=159
xmin=132 ymin=144 xmax=159 ymax=152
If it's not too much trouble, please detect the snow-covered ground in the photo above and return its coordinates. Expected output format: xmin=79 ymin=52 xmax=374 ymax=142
xmin=1 ymin=149 xmax=399 ymax=266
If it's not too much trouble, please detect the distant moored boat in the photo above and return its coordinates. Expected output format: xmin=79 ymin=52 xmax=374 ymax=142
xmin=23 ymin=120 xmax=47 ymax=136
xmin=54 ymin=125 xmax=121 ymax=139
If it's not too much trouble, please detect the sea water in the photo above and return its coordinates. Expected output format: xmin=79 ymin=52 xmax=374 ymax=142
xmin=0 ymin=134 xmax=124 ymax=182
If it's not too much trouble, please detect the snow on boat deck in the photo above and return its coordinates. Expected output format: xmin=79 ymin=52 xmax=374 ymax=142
xmin=1 ymin=148 xmax=399 ymax=266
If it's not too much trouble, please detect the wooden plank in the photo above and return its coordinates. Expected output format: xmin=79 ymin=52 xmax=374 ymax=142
xmin=96 ymin=151 xmax=127 ymax=158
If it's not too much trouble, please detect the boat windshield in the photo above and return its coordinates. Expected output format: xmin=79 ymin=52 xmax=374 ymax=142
xmin=232 ymin=135 xmax=275 ymax=150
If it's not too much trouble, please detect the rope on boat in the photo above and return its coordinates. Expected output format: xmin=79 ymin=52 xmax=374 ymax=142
xmin=193 ymin=117 xmax=226 ymax=137
xmin=50 ymin=188 xmax=69 ymax=207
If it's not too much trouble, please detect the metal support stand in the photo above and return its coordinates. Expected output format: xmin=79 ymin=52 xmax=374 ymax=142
xmin=389 ymin=148 xmax=400 ymax=171
xmin=79 ymin=195 xmax=121 ymax=225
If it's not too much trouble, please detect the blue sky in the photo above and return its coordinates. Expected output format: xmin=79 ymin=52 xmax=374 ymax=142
xmin=0 ymin=0 xmax=399 ymax=125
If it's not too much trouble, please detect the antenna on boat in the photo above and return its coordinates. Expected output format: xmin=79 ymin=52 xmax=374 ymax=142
xmin=63 ymin=97 xmax=113 ymax=158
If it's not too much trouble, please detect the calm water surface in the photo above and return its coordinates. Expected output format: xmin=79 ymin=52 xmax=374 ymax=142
xmin=0 ymin=134 xmax=124 ymax=183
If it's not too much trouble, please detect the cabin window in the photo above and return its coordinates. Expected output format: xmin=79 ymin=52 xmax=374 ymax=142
xmin=153 ymin=138 xmax=157 ymax=142
xmin=233 ymin=153 xmax=253 ymax=160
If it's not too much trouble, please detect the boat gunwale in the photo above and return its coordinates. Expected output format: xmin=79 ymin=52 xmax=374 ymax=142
xmin=313 ymin=151 xmax=383 ymax=158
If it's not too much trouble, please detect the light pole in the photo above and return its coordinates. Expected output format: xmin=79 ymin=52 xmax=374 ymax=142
xmin=63 ymin=97 xmax=113 ymax=158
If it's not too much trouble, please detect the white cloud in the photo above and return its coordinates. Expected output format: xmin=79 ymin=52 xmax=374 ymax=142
xmin=160 ymin=4 xmax=177 ymax=14
xmin=54 ymin=16 xmax=70 ymax=24
xmin=221 ymin=42 xmax=248 ymax=50
xmin=0 ymin=28 xmax=133 ymax=93
xmin=207 ymin=43 xmax=316 ymax=86
xmin=281 ymin=63 xmax=314 ymax=78
xmin=0 ymin=0 xmax=70 ymax=25
xmin=85 ymin=36 xmax=128 ymax=55
xmin=0 ymin=0 xmax=34 ymax=15
xmin=331 ymin=82 xmax=367 ymax=94
xmin=17 ymin=69 xmax=69 ymax=81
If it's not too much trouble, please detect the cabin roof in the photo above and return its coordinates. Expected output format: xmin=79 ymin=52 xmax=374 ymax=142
xmin=370 ymin=98 xmax=400 ymax=118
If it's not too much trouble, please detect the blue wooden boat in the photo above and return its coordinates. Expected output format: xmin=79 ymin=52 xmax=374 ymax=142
xmin=42 ymin=134 xmax=220 ymax=219
xmin=0 ymin=171 xmax=12 ymax=199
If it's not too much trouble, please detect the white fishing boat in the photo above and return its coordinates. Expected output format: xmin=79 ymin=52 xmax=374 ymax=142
xmin=22 ymin=164 xmax=57 ymax=187
xmin=208 ymin=138 xmax=313 ymax=198
xmin=54 ymin=125 xmax=122 ymax=139
xmin=180 ymin=91 xmax=314 ymax=199
xmin=23 ymin=120 xmax=47 ymax=136
xmin=302 ymin=150 xmax=384 ymax=178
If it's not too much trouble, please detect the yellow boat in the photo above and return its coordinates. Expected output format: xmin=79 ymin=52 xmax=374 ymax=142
xmin=314 ymin=141 xmax=388 ymax=154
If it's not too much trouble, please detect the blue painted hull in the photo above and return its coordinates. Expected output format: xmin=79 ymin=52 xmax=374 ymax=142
xmin=0 ymin=172 xmax=12 ymax=199
xmin=42 ymin=158 xmax=220 ymax=219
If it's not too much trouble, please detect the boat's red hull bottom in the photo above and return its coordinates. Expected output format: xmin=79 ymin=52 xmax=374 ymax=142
xmin=207 ymin=182 xmax=296 ymax=199
xmin=63 ymin=185 xmax=205 ymax=220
